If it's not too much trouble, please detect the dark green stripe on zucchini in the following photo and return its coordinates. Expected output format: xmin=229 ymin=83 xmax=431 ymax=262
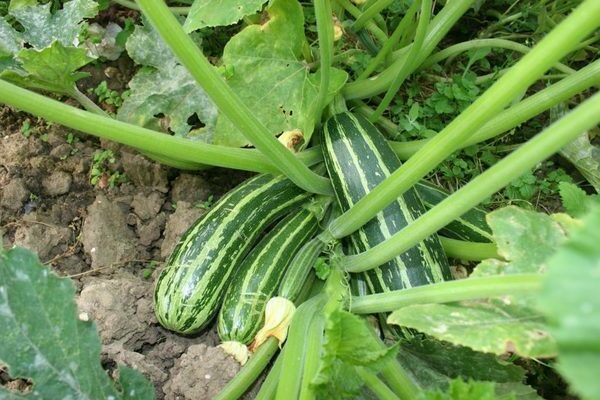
xmin=217 ymin=198 xmax=326 ymax=344
xmin=154 ymin=174 xmax=309 ymax=334
xmin=415 ymin=180 xmax=492 ymax=243
xmin=322 ymin=112 xmax=452 ymax=294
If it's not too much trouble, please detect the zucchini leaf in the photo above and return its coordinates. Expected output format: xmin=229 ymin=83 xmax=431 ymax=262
xmin=0 ymin=0 xmax=97 ymax=93
xmin=184 ymin=0 xmax=268 ymax=32
xmin=118 ymin=20 xmax=217 ymax=138
xmin=419 ymin=379 xmax=502 ymax=400
xmin=389 ymin=206 xmax=562 ymax=358
xmin=538 ymin=207 xmax=600 ymax=400
xmin=210 ymin=0 xmax=348 ymax=147
xmin=399 ymin=339 xmax=540 ymax=399
xmin=0 ymin=246 xmax=154 ymax=399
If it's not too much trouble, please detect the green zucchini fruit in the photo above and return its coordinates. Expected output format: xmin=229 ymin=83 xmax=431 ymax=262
xmin=154 ymin=174 xmax=309 ymax=334
xmin=415 ymin=180 xmax=492 ymax=243
xmin=322 ymin=112 xmax=452 ymax=293
xmin=217 ymin=197 xmax=328 ymax=345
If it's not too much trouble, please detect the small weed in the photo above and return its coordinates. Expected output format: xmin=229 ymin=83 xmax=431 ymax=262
xmin=194 ymin=195 xmax=215 ymax=210
xmin=89 ymin=149 xmax=127 ymax=188
xmin=93 ymin=81 xmax=128 ymax=108
xmin=142 ymin=260 xmax=158 ymax=280
xmin=20 ymin=119 xmax=32 ymax=138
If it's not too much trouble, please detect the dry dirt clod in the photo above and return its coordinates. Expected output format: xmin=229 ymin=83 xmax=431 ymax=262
xmin=121 ymin=152 xmax=169 ymax=192
xmin=42 ymin=170 xmax=73 ymax=196
xmin=170 ymin=174 xmax=212 ymax=204
xmin=160 ymin=202 xmax=205 ymax=258
xmin=162 ymin=344 xmax=240 ymax=400
xmin=0 ymin=178 xmax=29 ymax=212
xmin=82 ymin=194 xmax=137 ymax=269
xmin=132 ymin=191 xmax=165 ymax=221
xmin=13 ymin=219 xmax=72 ymax=261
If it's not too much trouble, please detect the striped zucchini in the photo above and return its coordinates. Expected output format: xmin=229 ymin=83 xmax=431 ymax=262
xmin=415 ymin=180 xmax=492 ymax=243
xmin=154 ymin=174 xmax=309 ymax=334
xmin=217 ymin=197 xmax=327 ymax=345
xmin=322 ymin=112 xmax=452 ymax=294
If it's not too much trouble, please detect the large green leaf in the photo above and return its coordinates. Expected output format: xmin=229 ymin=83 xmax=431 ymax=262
xmin=538 ymin=207 xmax=600 ymax=400
xmin=10 ymin=0 xmax=97 ymax=48
xmin=211 ymin=0 xmax=347 ymax=147
xmin=389 ymin=302 xmax=556 ymax=358
xmin=184 ymin=0 xmax=268 ymax=32
xmin=398 ymin=338 xmax=526 ymax=387
xmin=1 ymin=41 xmax=92 ymax=94
xmin=119 ymin=22 xmax=217 ymax=138
xmin=0 ymin=246 xmax=154 ymax=399
xmin=472 ymin=206 xmax=566 ymax=277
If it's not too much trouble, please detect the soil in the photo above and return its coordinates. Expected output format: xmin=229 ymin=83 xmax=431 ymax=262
xmin=0 ymin=105 xmax=256 ymax=399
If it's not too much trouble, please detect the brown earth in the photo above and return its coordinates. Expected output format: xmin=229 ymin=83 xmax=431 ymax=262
xmin=0 ymin=105 xmax=257 ymax=399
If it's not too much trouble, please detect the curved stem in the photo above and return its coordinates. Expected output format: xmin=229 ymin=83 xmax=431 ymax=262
xmin=350 ymin=274 xmax=543 ymax=314
xmin=369 ymin=0 xmax=431 ymax=123
xmin=420 ymin=38 xmax=576 ymax=75
xmin=136 ymin=0 xmax=332 ymax=195
xmin=330 ymin=1 xmax=600 ymax=240
xmin=0 ymin=79 xmax=277 ymax=174
xmin=343 ymin=0 xmax=474 ymax=99
xmin=297 ymin=315 xmax=325 ymax=400
xmin=314 ymin=0 xmax=333 ymax=120
xmin=112 ymin=0 xmax=190 ymax=14
xmin=440 ymin=237 xmax=499 ymax=261
xmin=213 ymin=338 xmax=279 ymax=400
xmin=343 ymin=91 xmax=600 ymax=272
xmin=68 ymin=86 xmax=108 ymax=116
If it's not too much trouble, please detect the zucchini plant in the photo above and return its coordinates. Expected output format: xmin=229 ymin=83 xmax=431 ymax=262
xmin=1 ymin=0 xmax=599 ymax=398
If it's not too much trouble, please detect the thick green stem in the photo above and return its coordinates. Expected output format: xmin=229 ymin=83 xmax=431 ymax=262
xmin=314 ymin=0 xmax=333 ymax=121
xmin=379 ymin=360 xmax=419 ymax=400
xmin=214 ymin=338 xmax=279 ymax=400
xmin=336 ymin=0 xmax=388 ymax=44
xmin=0 ymin=80 xmax=293 ymax=173
xmin=350 ymin=274 xmax=543 ymax=314
xmin=356 ymin=368 xmax=402 ymax=400
xmin=440 ymin=237 xmax=499 ymax=262
xmin=330 ymin=0 xmax=600 ymax=239
xmin=353 ymin=0 xmax=394 ymax=30
xmin=420 ymin=38 xmax=576 ymax=74
xmin=369 ymin=0 xmax=431 ymax=123
xmin=297 ymin=315 xmax=325 ymax=400
xmin=343 ymin=91 xmax=600 ymax=272
xmin=343 ymin=0 xmax=474 ymax=99
xmin=112 ymin=0 xmax=190 ymax=14
xmin=136 ymin=0 xmax=332 ymax=195
xmin=275 ymin=295 xmax=325 ymax=400
xmin=389 ymin=58 xmax=600 ymax=159
xmin=255 ymin=350 xmax=284 ymax=400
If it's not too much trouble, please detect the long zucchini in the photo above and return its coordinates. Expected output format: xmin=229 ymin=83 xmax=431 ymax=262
xmin=154 ymin=174 xmax=309 ymax=334
xmin=322 ymin=112 xmax=452 ymax=293
xmin=217 ymin=197 xmax=327 ymax=346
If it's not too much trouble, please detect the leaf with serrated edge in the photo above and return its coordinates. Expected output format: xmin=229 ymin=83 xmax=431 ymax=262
xmin=184 ymin=0 xmax=268 ymax=31
xmin=10 ymin=0 xmax=97 ymax=49
xmin=0 ymin=246 xmax=154 ymax=399
xmin=1 ymin=41 xmax=92 ymax=94
xmin=538 ymin=207 xmax=600 ymax=400
xmin=211 ymin=0 xmax=347 ymax=147
xmin=120 ymin=22 xmax=217 ymax=138
xmin=472 ymin=206 xmax=566 ymax=277
xmin=389 ymin=302 xmax=556 ymax=358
